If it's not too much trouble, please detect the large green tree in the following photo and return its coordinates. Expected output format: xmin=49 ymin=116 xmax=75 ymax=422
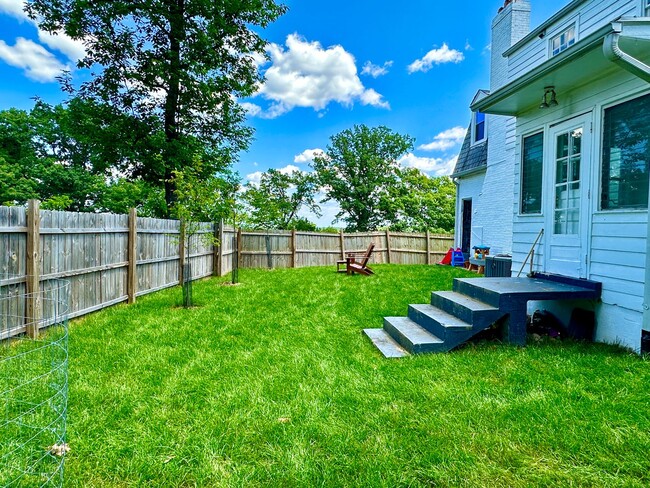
xmin=241 ymin=169 xmax=320 ymax=230
xmin=26 ymin=0 xmax=287 ymax=213
xmin=0 ymin=101 xmax=168 ymax=214
xmin=312 ymin=125 xmax=414 ymax=231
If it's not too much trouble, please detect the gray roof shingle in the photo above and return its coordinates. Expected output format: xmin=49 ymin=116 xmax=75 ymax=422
xmin=451 ymin=124 xmax=488 ymax=177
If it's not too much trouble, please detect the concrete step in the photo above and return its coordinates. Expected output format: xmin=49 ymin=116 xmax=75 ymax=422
xmin=453 ymin=279 xmax=501 ymax=307
xmin=407 ymin=304 xmax=473 ymax=340
xmin=431 ymin=290 xmax=502 ymax=326
xmin=383 ymin=316 xmax=445 ymax=354
xmin=363 ymin=328 xmax=410 ymax=358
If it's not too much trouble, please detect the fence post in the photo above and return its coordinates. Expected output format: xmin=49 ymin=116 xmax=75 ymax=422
xmin=127 ymin=208 xmax=137 ymax=304
xmin=339 ymin=229 xmax=345 ymax=260
xmin=426 ymin=230 xmax=431 ymax=265
xmin=214 ymin=219 xmax=223 ymax=277
xmin=26 ymin=199 xmax=41 ymax=338
xmin=291 ymin=229 xmax=297 ymax=268
xmin=179 ymin=220 xmax=186 ymax=285
xmin=385 ymin=229 xmax=392 ymax=264
xmin=237 ymin=228 xmax=242 ymax=267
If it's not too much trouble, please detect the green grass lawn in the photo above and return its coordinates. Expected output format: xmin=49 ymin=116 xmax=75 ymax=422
xmin=57 ymin=265 xmax=650 ymax=486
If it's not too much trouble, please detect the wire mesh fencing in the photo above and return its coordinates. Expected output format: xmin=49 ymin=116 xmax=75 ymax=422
xmin=1 ymin=278 xmax=70 ymax=487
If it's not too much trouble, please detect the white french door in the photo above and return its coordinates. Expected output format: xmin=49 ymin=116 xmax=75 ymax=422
xmin=544 ymin=114 xmax=592 ymax=278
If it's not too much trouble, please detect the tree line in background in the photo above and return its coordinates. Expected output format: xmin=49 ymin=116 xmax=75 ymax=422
xmin=0 ymin=1 xmax=455 ymax=234
xmin=1 ymin=103 xmax=455 ymax=232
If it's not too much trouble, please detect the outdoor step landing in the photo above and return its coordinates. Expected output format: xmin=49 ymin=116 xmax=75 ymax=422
xmin=383 ymin=316 xmax=444 ymax=354
xmin=363 ymin=328 xmax=410 ymax=358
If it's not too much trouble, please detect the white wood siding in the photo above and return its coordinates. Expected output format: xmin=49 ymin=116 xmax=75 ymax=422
xmin=512 ymin=66 xmax=649 ymax=313
xmin=508 ymin=0 xmax=638 ymax=80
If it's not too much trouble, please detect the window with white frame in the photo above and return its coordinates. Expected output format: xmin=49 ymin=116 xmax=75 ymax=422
xmin=520 ymin=132 xmax=544 ymax=214
xmin=550 ymin=25 xmax=576 ymax=56
xmin=645 ymin=0 xmax=650 ymax=16
xmin=473 ymin=111 xmax=486 ymax=143
xmin=601 ymin=93 xmax=650 ymax=210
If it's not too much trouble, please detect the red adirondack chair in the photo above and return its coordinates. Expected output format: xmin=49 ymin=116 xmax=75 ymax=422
xmin=336 ymin=243 xmax=375 ymax=275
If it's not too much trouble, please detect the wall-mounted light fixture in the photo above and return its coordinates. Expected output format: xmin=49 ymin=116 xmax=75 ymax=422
xmin=539 ymin=86 xmax=558 ymax=109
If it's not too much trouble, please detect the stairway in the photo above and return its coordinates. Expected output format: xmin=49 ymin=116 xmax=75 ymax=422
xmin=364 ymin=273 xmax=602 ymax=358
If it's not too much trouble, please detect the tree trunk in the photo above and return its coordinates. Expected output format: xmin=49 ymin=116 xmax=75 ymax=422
xmin=163 ymin=0 xmax=185 ymax=215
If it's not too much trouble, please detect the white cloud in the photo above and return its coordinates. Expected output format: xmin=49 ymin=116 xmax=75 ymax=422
xmin=254 ymin=33 xmax=389 ymax=117
xmin=37 ymin=30 xmax=85 ymax=62
xmin=398 ymin=153 xmax=457 ymax=176
xmin=418 ymin=126 xmax=466 ymax=152
xmin=239 ymin=102 xmax=262 ymax=117
xmin=0 ymin=37 xmax=68 ymax=82
xmin=0 ymin=1 xmax=86 ymax=63
xmin=360 ymin=88 xmax=389 ymax=109
xmin=278 ymin=164 xmax=301 ymax=175
xmin=0 ymin=0 xmax=28 ymax=21
xmin=294 ymin=148 xmax=324 ymax=164
xmin=246 ymin=171 xmax=263 ymax=186
xmin=361 ymin=60 xmax=393 ymax=78
xmin=245 ymin=165 xmax=303 ymax=187
xmin=407 ymin=43 xmax=464 ymax=74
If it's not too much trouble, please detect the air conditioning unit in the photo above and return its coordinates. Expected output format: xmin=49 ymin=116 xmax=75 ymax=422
xmin=485 ymin=255 xmax=512 ymax=277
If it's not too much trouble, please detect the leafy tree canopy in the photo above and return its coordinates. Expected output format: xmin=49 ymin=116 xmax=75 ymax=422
xmin=312 ymin=124 xmax=414 ymax=232
xmin=26 ymin=0 xmax=288 ymax=212
xmin=241 ymin=169 xmax=320 ymax=230
xmin=390 ymin=169 xmax=456 ymax=233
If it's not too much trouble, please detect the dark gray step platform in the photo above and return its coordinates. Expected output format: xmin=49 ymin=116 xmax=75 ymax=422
xmin=431 ymin=290 xmax=501 ymax=325
xmin=363 ymin=328 xmax=410 ymax=358
xmin=383 ymin=316 xmax=444 ymax=354
xmin=453 ymin=275 xmax=602 ymax=308
xmin=408 ymin=304 xmax=472 ymax=339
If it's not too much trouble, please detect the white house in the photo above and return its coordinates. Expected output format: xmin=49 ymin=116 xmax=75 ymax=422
xmin=452 ymin=1 xmax=531 ymax=257
xmin=457 ymin=0 xmax=650 ymax=352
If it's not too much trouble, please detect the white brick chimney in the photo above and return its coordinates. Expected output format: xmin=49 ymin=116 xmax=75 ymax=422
xmin=490 ymin=0 xmax=531 ymax=91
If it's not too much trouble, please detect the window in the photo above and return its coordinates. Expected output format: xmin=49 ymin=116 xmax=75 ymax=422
xmin=521 ymin=132 xmax=544 ymax=214
xmin=473 ymin=111 xmax=486 ymax=143
xmin=601 ymin=93 xmax=650 ymax=210
xmin=550 ymin=25 xmax=576 ymax=56
xmin=646 ymin=0 xmax=650 ymax=16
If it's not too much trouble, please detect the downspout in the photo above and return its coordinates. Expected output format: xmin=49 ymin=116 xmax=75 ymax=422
xmin=603 ymin=20 xmax=650 ymax=83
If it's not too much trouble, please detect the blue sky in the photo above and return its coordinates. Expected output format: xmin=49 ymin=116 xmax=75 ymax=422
xmin=0 ymin=0 xmax=568 ymax=224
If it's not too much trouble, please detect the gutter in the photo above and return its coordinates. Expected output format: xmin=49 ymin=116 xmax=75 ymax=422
xmin=450 ymin=166 xmax=487 ymax=179
xmin=603 ymin=19 xmax=650 ymax=83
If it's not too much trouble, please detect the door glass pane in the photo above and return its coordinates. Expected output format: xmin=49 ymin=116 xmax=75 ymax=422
xmin=556 ymin=133 xmax=569 ymax=159
xmin=570 ymin=156 xmax=580 ymax=181
xmin=571 ymin=128 xmax=582 ymax=153
xmin=555 ymin=186 xmax=566 ymax=208
xmin=554 ymin=127 xmax=582 ymax=235
xmin=556 ymin=159 xmax=568 ymax=183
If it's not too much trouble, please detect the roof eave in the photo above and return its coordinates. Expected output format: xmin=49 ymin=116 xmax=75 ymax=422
xmin=472 ymin=24 xmax=613 ymax=116
xmin=502 ymin=0 xmax=589 ymax=58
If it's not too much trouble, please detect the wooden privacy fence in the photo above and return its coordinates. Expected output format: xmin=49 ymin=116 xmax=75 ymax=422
xmin=237 ymin=229 xmax=453 ymax=269
xmin=0 ymin=201 xmax=453 ymax=338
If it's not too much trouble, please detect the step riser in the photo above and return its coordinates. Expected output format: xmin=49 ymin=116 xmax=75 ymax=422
xmin=452 ymin=280 xmax=501 ymax=307
xmin=407 ymin=307 xmax=469 ymax=341
xmin=383 ymin=318 xmax=446 ymax=354
xmin=430 ymin=293 xmax=502 ymax=329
